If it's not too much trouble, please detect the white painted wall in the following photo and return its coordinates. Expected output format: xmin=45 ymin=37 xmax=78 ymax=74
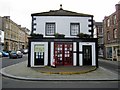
xmin=50 ymin=42 xmax=54 ymax=66
xmin=79 ymin=42 xmax=96 ymax=66
xmin=73 ymin=42 xmax=77 ymax=66
xmin=31 ymin=42 xmax=48 ymax=67
xmin=33 ymin=16 xmax=91 ymax=37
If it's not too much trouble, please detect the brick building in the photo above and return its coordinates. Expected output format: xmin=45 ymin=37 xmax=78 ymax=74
xmin=94 ymin=22 xmax=103 ymax=57
xmin=103 ymin=2 xmax=120 ymax=61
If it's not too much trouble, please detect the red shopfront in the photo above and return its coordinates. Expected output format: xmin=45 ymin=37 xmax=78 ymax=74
xmin=54 ymin=42 xmax=73 ymax=66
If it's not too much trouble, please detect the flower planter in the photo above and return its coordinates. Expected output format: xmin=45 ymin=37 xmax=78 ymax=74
xmin=31 ymin=34 xmax=43 ymax=39
xmin=77 ymin=33 xmax=91 ymax=38
xmin=54 ymin=33 xmax=65 ymax=38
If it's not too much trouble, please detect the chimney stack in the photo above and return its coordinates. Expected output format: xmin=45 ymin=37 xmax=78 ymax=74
xmin=115 ymin=1 xmax=120 ymax=11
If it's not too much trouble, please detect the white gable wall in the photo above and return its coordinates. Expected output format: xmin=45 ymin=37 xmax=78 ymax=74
xmin=33 ymin=16 xmax=91 ymax=37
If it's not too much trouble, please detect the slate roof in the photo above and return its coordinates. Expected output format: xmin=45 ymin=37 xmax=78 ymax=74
xmin=31 ymin=8 xmax=93 ymax=17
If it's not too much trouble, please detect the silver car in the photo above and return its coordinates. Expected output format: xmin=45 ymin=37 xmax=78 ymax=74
xmin=16 ymin=51 xmax=23 ymax=58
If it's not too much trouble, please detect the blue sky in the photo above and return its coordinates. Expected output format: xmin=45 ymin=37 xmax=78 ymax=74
xmin=0 ymin=0 xmax=119 ymax=30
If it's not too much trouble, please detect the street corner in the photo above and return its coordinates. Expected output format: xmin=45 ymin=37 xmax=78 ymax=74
xmin=0 ymin=60 xmax=119 ymax=81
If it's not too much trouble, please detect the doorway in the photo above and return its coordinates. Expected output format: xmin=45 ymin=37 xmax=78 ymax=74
xmin=34 ymin=44 xmax=44 ymax=65
xmin=83 ymin=45 xmax=92 ymax=65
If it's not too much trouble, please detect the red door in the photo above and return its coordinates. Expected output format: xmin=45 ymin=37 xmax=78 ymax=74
xmin=54 ymin=43 xmax=73 ymax=66
xmin=64 ymin=43 xmax=73 ymax=65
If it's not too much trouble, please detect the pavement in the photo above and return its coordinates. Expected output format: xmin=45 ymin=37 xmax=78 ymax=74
xmin=0 ymin=60 xmax=119 ymax=81
xmin=99 ymin=58 xmax=119 ymax=66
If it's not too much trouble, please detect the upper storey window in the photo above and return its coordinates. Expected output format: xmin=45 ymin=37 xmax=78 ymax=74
xmin=113 ymin=15 xmax=116 ymax=25
xmin=70 ymin=23 xmax=80 ymax=36
xmin=45 ymin=23 xmax=55 ymax=36
xmin=107 ymin=19 xmax=110 ymax=27
xmin=113 ymin=29 xmax=117 ymax=39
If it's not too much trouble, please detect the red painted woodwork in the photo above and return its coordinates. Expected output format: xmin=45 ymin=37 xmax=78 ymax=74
xmin=54 ymin=43 xmax=73 ymax=66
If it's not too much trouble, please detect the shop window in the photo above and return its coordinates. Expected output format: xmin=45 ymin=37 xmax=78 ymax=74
xmin=34 ymin=44 xmax=44 ymax=65
xmin=107 ymin=47 xmax=112 ymax=58
xmin=45 ymin=23 xmax=55 ymax=36
xmin=117 ymin=49 xmax=120 ymax=56
xmin=113 ymin=47 xmax=117 ymax=60
xmin=70 ymin=23 xmax=80 ymax=36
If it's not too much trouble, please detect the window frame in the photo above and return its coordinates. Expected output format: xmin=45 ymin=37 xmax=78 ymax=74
xmin=113 ymin=15 xmax=116 ymax=25
xmin=107 ymin=19 xmax=110 ymax=27
xmin=106 ymin=18 xmax=111 ymax=27
xmin=70 ymin=23 xmax=80 ymax=36
xmin=45 ymin=22 xmax=56 ymax=36
xmin=113 ymin=28 xmax=117 ymax=39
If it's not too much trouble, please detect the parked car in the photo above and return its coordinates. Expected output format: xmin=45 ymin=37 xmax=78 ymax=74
xmin=0 ymin=52 xmax=2 ymax=58
xmin=0 ymin=50 xmax=9 ymax=57
xmin=21 ymin=49 xmax=28 ymax=54
xmin=16 ymin=51 xmax=23 ymax=58
xmin=5 ymin=50 xmax=11 ymax=55
xmin=9 ymin=51 xmax=17 ymax=59
xmin=9 ymin=51 xmax=23 ymax=59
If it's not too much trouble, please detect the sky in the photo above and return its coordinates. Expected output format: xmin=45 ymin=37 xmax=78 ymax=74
xmin=0 ymin=0 xmax=120 ymax=30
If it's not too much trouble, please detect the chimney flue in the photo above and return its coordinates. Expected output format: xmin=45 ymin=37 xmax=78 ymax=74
xmin=115 ymin=3 xmax=120 ymax=11
xmin=59 ymin=4 xmax=63 ymax=10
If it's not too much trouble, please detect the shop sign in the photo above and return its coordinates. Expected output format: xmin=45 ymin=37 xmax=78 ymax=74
xmin=34 ymin=44 xmax=44 ymax=52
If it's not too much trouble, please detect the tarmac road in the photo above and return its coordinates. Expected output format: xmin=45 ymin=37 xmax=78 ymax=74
xmin=98 ymin=59 xmax=120 ymax=74
xmin=2 ymin=76 xmax=119 ymax=88
xmin=2 ymin=54 xmax=28 ymax=68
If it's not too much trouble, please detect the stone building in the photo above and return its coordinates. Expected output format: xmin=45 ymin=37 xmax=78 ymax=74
xmin=103 ymin=2 xmax=120 ymax=61
xmin=0 ymin=16 xmax=4 ymax=50
xmin=21 ymin=27 xmax=30 ymax=49
xmin=2 ymin=16 xmax=30 ymax=51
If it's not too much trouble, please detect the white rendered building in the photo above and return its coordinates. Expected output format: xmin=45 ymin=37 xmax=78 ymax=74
xmin=28 ymin=6 xmax=98 ymax=67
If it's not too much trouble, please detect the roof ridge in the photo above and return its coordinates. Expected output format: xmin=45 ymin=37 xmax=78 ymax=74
xmin=31 ymin=9 xmax=93 ymax=17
